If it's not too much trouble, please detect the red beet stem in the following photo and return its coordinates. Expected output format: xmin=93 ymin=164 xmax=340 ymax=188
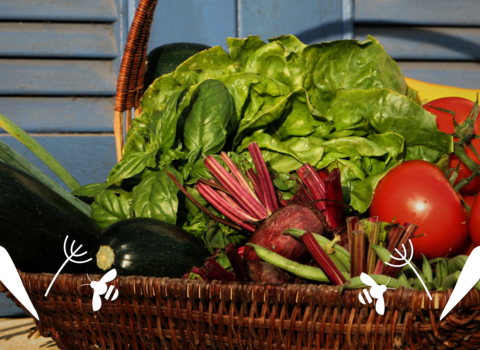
xmin=351 ymin=230 xmax=366 ymax=278
xmin=374 ymin=224 xmax=405 ymax=274
xmin=248 ymin=142 xmax=278 ymax=216
xmin=225 ymin=243 xmax=248 ymax=281
xmin=237 ymin=246 xmax=245 ymax=257
xmin=204 ymin=155 xmax=267 ymax=220
xmin=366 ymin=222 xmax=381 ymax=275
xmin=246 ymin=168 xmax=266 ymax=205
xmin=191 ymin=266 xmax=208 ymax=280
xmin=355 ymin=220 xmax=365 ymax=232
xmin=196 ymin=182 xmax=256 ymax=232
xmin=204 ymin=257 xmax=237 ymax=281
xmin=381 ymin=223 xmax=418 ymax=277
xmin=324 ymin=168 xmax=344 ymax=229
xmin=220 ymin=152 xmax=261 ymax=203
xmin=297 ymin=163 xmax=326 ymax=211
xmin=346 ymin=216 xmax=359 ymax=254
xmin=300 ymin=231 xmax=346 ymax=285
xmin=166 ymin=171 xmax=243 ymax=231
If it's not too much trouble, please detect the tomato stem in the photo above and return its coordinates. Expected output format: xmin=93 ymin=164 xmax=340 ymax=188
xmin=453 ymin=145 xmax=479 ymax=192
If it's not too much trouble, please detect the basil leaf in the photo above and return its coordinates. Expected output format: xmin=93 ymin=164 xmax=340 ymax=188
xmin=106 ymin=152 xmax=149 ymax=186
xmin=131 ymin=167 xmax=183 ymax=224
xmin=150 ymin=88 xmax=188 ymax=150
xmin=71 ymin=183 xmax=107 ymax=197
xmin=183 ymin=79 xmax=236 ymax=158
xmin=91 ymin=189 xmax=131 ymax=228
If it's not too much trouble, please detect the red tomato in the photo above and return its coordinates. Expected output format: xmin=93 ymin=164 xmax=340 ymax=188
xmin=369 ymin=160 xmax=469 ymax=260
xmin=468 ymin=195 xmax=480 ymax=247
xmin=423 ymin=97 xmax=480 ymax=194
xmin=458 ymin=240 xmax=475 ymax=255
xmin=462 ymin=194 xmax=477 ymax=209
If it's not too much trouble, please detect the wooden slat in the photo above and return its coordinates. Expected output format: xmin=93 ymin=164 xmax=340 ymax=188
xmin=238 ymin=0 xmax=345 ymax=44
xmin=0 ymin=60 xmax=116 ymax=96
xmin=356 ymin=27 xmax=480 ymax=61
xmin=399 ymin=62 xmax=480 ymax=89
xmin=0 ymin=0 xmax=117 ymax=22
xmin=0 ymin=135 xmax=117 ymax=189
xmin=0 ymin=98 xmax=113 ymax=133
xmin=147 ymin=0 xmax=236 ymax=51
xmin=0 ymin=23 xmax=117 ymax=59
xmin=354 ymin=0 xmax=480 ymax=26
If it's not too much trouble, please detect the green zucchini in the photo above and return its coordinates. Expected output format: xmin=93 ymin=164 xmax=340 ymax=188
xmin=0 ymin=162 xmax=101 ymax=274
xmin=95 ymin=218 xmax=210 ymax=278
xmin=144 ymin=42 xmax=211 ymax=89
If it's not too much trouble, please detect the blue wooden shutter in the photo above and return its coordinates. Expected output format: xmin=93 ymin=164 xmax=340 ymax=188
xmin=354 ymin=0 xmax=480 ymax=88
xmin=0 ymin=0 xmax=126 ymax=188
xmin=145 ymin=0 xmax=353 ymax=52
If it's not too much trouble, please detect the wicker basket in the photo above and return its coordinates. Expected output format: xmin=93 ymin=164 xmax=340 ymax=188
xmin=3 ymin=0 xmax=480 ymax=349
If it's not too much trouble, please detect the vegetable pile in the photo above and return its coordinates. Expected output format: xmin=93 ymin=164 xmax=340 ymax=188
xmin=74 ymin=35 xmax=452 ymax=237
xmin=1 ymin=34 xmax=479 ymax=296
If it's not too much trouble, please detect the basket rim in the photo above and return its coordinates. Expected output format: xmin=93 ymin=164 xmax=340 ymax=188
xmin=3 ymin=270 xmax=478 ymax=315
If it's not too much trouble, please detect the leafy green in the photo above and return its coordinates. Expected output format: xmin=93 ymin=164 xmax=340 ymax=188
xmin=71 ymin=183 xmax=108 ymax=197
xmin=183 ymin=79 xmax=236 ymax=157
xmin=88 ymin=33 xmax=451 ymax=237
xmin=91 ymin=189 xmax=132 ymax=228
xmin=325 ymin=89 xmax=453 ymax=163
xmin=130 ymin=167 xmax=183 ymax=224
xmin=106 ymin=152 xmax=148 ymax=187
xmin=302 ymin=36 xmax=407 ymax=114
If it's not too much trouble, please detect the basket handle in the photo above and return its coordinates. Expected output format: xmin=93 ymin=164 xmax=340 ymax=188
xmin=114 ymin=0 xmax=158 ymax=162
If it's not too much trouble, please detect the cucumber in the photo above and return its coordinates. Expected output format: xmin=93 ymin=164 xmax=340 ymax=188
xmin=144 ymin=42 xmax=211 ymax=89
xmin=95 ymin=218 xmax=210 ymax=278
xmin=0 ymin=162 xmax=100 ymax=274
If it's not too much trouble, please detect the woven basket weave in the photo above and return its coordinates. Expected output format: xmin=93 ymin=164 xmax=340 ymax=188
xmin=2 ymin=0 xmax=480 ymax=349
xmin=2 ymin=270 xmax=480 ymax=349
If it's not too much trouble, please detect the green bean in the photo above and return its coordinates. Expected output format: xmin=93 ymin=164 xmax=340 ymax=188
xmin=436 ymin=259 xmax=449 ymax=291
xmin=428 ymin=257 xmax=443 ymax=265
xmin=344 ymin=274 xmax=402 ymax=290
xmin=246 ymin=243 xmax=350 ymax=282
xmin=397 ymin=271 xmax=412 ymax=288
xmin=371 ymin=244 xmax=392 ymax=265
xmin=447 ymin=255 xmax=468 ymax=275
xmin=422 ymin=254 xmax=433 ymax=283
xmin=408 ymin=278 xmax=421 ymax=290
xmin=284 ymin=229 xmax=351 ymax=271
xmin=425 ymin=281 xmax=435 ymax=290
xmin=442 ymin=271 xmax=461 ymax=291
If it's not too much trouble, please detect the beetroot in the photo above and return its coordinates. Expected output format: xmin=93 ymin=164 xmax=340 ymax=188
xmin=168 ymin=142 xmax=345 ymax=272
xmin=246 ymin=260 xmax=290 ymax=284
xmin=243 ymin=203 xmax=325 ymax=262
